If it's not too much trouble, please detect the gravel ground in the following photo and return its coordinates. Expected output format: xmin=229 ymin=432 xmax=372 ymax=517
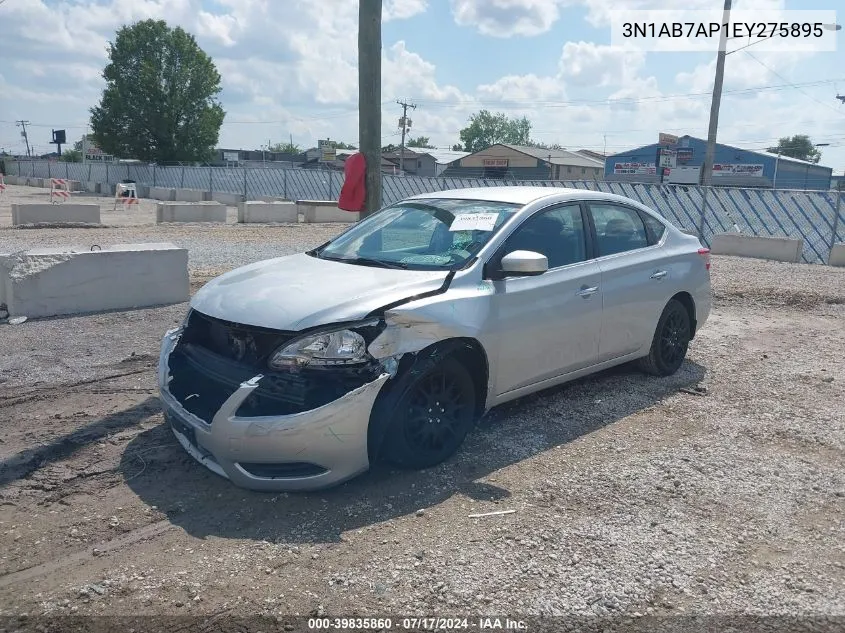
xmin=0 ymin=182 xmax=844 ymax=629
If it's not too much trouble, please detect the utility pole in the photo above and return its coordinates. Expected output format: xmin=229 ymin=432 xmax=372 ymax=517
xmin=16 ymin=120 xmax=31 ymax=158
xmin=831 ymin=175 xmax=843 ymax=265
xmin=697 ymin=0 xmax=731 ymax=242
xmin=701 ymin=0 xmax=731 ymax=188
xmin=359 ymin=0 xmax=382 ymax=218
xmin=397 ymin=99 xmax=416 ymax=176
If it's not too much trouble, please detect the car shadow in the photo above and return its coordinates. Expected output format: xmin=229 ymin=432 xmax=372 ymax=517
xmin=120 ymin=360 xmax=706 ymax=544
xmin=0 ymin=397 xmax=161 ymax=487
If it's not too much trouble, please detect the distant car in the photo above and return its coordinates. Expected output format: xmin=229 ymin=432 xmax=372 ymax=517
xmin=158 ymin=187 xmax=712 ymax=491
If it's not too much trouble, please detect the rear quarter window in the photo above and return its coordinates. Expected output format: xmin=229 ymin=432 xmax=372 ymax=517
xmin=641 ymin=213 xmax=667 ymax=244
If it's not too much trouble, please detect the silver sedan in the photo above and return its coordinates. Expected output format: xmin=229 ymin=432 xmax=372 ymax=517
xmin=158 ymin=187 xmax=712 ymax=491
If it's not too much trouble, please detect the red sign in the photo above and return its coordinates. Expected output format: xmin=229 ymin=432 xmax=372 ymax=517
xmin=482 ymin=159 xmax=508 ymax=167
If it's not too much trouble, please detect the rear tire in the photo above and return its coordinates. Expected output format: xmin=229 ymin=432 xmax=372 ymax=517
xmin=637 ymin=298 xmax=691 ymax=377
xmin=378 ymin=355 xmax=477 ymax=470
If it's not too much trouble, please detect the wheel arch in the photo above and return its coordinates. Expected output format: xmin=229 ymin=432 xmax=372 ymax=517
xmin=670 ymin=291 xmax=697 ymax=339
xmin=367 ymin=337 xmax=490 ymax=463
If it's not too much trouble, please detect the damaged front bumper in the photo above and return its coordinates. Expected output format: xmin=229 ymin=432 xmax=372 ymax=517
xmin=158 ymin=327 xmax=390 ymax=492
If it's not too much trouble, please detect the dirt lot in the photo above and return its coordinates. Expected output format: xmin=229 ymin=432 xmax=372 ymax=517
xmin=0 ymin=183 xmax=844 ymax=626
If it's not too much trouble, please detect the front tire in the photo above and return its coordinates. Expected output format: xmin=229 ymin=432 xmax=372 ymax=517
xmin=379 ymin=355 xmax=477 ymax=470
xmin=637 ymin=298 xmax=691 ymax=377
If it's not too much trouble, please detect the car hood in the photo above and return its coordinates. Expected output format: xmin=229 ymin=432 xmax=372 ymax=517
xmin=190 ymin=252 xmax=450 ymax=331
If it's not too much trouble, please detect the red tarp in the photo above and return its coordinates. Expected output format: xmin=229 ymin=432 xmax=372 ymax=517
xmin=338 ymin=152 xmax=366 ymax=212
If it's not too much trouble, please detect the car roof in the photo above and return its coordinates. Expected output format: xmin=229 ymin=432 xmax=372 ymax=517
xmin=408 ymin=186 xmax=644 ymax=208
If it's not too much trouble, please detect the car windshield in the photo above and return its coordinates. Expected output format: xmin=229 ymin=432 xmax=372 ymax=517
xmin=311 ymin=198 xmax=521 ymax=270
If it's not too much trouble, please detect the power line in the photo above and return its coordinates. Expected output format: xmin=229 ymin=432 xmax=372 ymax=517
xmin=407 ymin=78 xmax=845 ymax=108
xmin=742 ymin=52 xmax=845 ymax=116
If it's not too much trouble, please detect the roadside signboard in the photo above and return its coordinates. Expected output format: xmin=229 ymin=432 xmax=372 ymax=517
xmin=318 ymin=139 xmax=337 ymax=163
xmin=659 ymin=132 xmax=679 ymax=146
xmin=659 ymin=149 xmax=677 ymax=168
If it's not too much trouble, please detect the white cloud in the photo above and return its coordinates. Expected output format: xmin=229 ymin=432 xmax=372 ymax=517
xmin=477 ymin=75 xmax=567 ymax=102
xmin=450 ymin=0 xmax=566 ymax=38
xmin=558 ymin=42 xmax=646 ymax=87
xmin=384 ymin=0 xmax=429 ymax=22
xmin=384 ymin=42 xmax=471 ymax=103
xmin=1 ymin=0 xmax=843 ymax=172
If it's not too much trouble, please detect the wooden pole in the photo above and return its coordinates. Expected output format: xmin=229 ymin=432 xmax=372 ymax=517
xmin=359 ymin=0 xmax=382 ymax=218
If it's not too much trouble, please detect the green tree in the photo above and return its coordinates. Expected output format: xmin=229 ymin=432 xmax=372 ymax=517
xmin=335 ymin=141 xmax=357 ymax=150
xmin=90 ymin=19 xmax=225 ymax=163
xmin=269 ymin=142 xmax=302 ymax=154
xmin=457 ymin=110 xmax=533 ymax=153
xmin=381 ymin=143 xmax=399 ymax=153
xmin=767 ymin=135 xmax=822 ymax=164
xmin=451 ymin=143 xmax=463 ymax=151
xmin=407 ymin=136 xmax=434 ymax=149
xmin=60 ymin=149 xmax=82 ymax=162
xmin=527 ymin=141 xmax=563 ymax=150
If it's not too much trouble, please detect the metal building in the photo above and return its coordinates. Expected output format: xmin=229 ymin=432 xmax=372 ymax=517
xmin=440 ymin=144 xmax=605 ymax=180
xmin=604 ymin=135 xmax=832 ymax=191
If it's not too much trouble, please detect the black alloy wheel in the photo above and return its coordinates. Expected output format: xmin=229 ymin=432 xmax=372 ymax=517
xmin=638 ymin=299 xmax=691 ymax=377
xmin=381 ymin=356 xmax=476 ymax=469
xmin=660 ymin=306 xmax=689 ymax=368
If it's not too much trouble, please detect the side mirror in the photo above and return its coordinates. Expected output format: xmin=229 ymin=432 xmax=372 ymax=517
xmin=500 ymin=250 xmax=548 ymax=276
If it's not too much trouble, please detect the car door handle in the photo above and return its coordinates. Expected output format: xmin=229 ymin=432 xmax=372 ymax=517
xmin=577 ymin=286 xmax=599 ymax=297
xmin=650 ymin=270 xmax=668 ymax=280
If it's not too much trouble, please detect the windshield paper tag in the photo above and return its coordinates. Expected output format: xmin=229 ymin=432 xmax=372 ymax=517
xmin=450 ymin=212 xmax=498 ymax=232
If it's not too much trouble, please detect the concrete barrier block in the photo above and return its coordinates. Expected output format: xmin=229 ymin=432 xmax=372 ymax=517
xmin=174 ymin=188 xmax=209 ymax=202
xmin=156 ymin=201 xmax=226 ymax=223
xmin=829 ymin=243 xmax=845 ymax=267
xmin=298 ymin=200 xmax=359 ymax=223
xmin=212 ymin=191 xmax=244 ymax=205
xmin=4 ymin=175 xmax=19 ymax=185
xmin=0 ymin=243 xmax=189 ymax=319
xmin=11 ymin=203 xmax=101 ymax=227
xmin=237 ymin=201 xmax=298 ymax=223
xmin=132 ymin=184 xmax=150 ymax=198
xmin=84 ymin=181 xmax=101 ymax=194
xmin=150 ymin=187 xmax=176 ymax=201
xmin=711 ymin=233 xmax=803 ymax=264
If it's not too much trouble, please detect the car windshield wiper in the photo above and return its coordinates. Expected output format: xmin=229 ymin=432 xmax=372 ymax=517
xmin=323 ymin=255 xmax=409 ymax=270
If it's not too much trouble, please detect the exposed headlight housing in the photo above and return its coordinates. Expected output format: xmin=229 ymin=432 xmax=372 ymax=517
xmin=268 ymin=329 xmax=370 ymax=369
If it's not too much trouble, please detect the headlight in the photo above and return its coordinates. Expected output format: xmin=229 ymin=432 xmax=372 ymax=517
xmin=268 ymin=329 xmax=369 ymax=369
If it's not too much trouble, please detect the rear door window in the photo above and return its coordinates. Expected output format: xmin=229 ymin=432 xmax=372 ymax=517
xmin=588 ymin=204 xmax=650 ymax=257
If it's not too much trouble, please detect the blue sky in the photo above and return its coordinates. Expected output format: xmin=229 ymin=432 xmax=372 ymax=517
xmin=1 ymin=0 xmax=844 ymax=173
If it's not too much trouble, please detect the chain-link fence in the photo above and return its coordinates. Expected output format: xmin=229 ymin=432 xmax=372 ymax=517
xmin=6 ymin=159 xmax=843 ymax=264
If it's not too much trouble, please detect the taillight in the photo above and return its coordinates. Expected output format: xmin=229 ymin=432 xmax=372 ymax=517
xmin=698 ymin=247 xmax=711 ymax=270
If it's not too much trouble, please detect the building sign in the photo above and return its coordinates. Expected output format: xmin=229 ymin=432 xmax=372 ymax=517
xmin=666 ymin=165 xmax=701 ymax=185
xmin=614 ymin=162 xmax=656 ymax=175
xmin=223 ymin=151 xmax=239 ymax=162
xmin=83 ymin=140 xmax=116 ymax=163
xmin=658 ymin=133 xmax=679 ymax=146
xmin=482 ymin=159 xmax=508 ymax=167
xmin=658 ymin=149 xmax=677 ymax=168
xmin=318 ymin=139 xmax=337 ymax=162
xmin=676 ymin=148 xmax=694 ymax=162
xmin=712 ymin=163 xmax=764 ymax=177
xmin=85 ymin=152 xmax=116 ymax=162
